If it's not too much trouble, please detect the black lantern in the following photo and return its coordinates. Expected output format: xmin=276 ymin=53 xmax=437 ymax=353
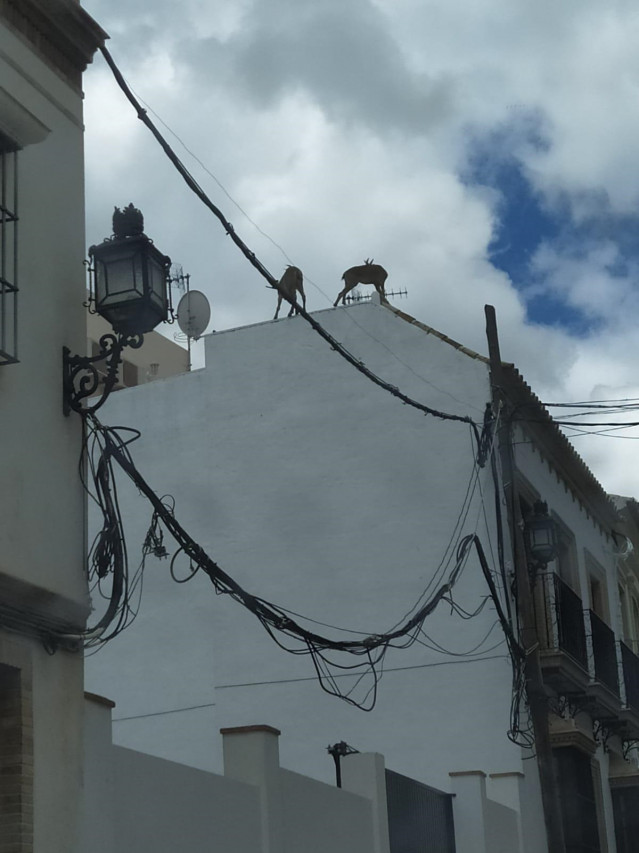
xmin=526 ymin=501 xmax=557 ymax=566
xmin=63 ymin=205 xmax=173 ymax=416
xmin=89 ymin=204 xmax=171 ymax=335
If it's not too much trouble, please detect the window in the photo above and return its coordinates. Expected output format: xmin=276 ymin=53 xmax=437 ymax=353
xmin=554 ymin=748 xmax=603 ymax=853
xmin=585 ymin=554 xmax=609 ymax=623
xmin=632 ymin=597 xmax=639 ymax=654
xmin=553 ymin=515 xmax=579 ymax=592
xmin=589 ymin=577 xmax=608 ymax=622
xmin=612 ymin=784 xmax=639 ymax=853
xmin=0 ymin=132 xmax=18 ymax=364
xmin=0 ymin=663 xmax=33 ymax=847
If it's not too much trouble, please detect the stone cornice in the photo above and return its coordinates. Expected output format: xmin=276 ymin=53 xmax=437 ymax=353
xmin=0 ymin=0 xmax=108 ymax=89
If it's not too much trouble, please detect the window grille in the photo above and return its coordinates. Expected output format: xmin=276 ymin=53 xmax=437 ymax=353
xmin=0 ymin=135 xmax=18 ymax=365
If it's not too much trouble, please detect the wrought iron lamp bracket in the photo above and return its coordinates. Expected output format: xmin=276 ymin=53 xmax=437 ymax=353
xmin=63 ymin=331 xmax=143 ymax=416
xmin=549 ymin=693 xmax=582 ymax=721
xmin=592 ymin=718 xmax=619 ymax=752
xmin=622 ymin=738 xmax=639 ymax=761
xmin=82 ymin=259 xmax=97 ymax=314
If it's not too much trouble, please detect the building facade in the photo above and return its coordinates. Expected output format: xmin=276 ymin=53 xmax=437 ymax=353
xmin=83 ymin=296 xmax=639 ymax=851
xmin=0 ymin=2 xmax=104 ymax=849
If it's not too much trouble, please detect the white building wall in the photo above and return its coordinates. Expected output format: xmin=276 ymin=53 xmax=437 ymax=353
xmin=84 ymin=301 xmax=543 ymax=844
xmin=514 ymin=429 xmax=625 ymax=849
xmin=514 ymin=433 xmax=617 ymax=610
xmin=0 ymin=12 xmax=89 ymax=612
xmin=0 ymin=5 xmax=104 ymax=850
xmin=280 ymin=768 xmax=379 ymax=853
xmin=81 ymin=696 xmax=388 ymax=853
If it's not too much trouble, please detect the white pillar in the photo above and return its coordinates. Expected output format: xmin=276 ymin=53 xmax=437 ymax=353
xmin=449 ymin=770 xmax=488 ymax=853
xmin=488 ymin=772 xmax=525 ymax=853
xmin=221 ymin=724 xmax=282 ymax=853
xmin=341 ymin=752 xmax=391 ymax=853
xmin=80 ymin=692 xmax=117 ymax=853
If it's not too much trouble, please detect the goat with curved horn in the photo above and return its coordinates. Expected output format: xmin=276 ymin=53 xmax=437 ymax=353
xmin=334 ymin=259 xmax=388 ymax=306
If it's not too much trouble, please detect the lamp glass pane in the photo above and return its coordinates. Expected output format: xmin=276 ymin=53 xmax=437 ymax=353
xmin=95 ymin=248 xmax=144 ymax=307
xmin=531 ymin=527 xmax=553 ymax=549
xmin=108 ymin=255 xmax=143 ymax=301
xmin=147 ymin=254 xmax=167 ymax=311
xmin=529 ymin=522 xmax=556 ymax=563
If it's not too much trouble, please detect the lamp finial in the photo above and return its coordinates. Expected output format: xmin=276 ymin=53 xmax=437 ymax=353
xmin=112 ymin=203 xmax=144 ymax=238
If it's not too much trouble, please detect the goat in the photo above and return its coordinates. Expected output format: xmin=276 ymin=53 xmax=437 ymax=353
xmin=333 ymin=259 xmax=388 ymax=306
xmin=274 ymin=265 xmax=306 ymax=319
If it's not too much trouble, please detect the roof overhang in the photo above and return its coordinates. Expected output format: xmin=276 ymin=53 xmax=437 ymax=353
xmin=0 ymin=0 xmax=108 ymax=89
xmin=503 ymin=365 xmax=620 ymax=535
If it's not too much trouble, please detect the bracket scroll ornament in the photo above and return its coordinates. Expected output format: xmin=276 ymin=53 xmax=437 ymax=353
xmin=63 ymin=332 xmax=143 ymax=416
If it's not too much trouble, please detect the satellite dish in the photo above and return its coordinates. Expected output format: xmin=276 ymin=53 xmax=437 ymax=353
xmin=176 ymin=290 xmax=211 ymax=341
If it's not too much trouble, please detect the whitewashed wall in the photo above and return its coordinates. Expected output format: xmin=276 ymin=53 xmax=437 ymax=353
xmin=84 ymin=301 xmax=545 ymax=846
xmin=514 ymin=430 xmax=617 ymax=612
xmin=0 ymin=9 xmax=100 ymax=851
xmin=0 ymin=18 xmax=89 ymax=613
xmin=514 ymin=430 xmax=624 ymax=850
xmin=81 ymin=695 xmax=388 ymax=853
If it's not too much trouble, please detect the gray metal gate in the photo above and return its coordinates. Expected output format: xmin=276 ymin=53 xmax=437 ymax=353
xmin=385 ymin=768 xmax=456 ymax=853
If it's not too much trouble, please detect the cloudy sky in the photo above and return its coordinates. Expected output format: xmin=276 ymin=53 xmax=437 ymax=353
xmin=81 ymin=0 xmax=639 ymax=497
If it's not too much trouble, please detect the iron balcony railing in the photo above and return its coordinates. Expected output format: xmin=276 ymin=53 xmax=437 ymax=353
xmin=536 ymin=572 xmax=639 ymax=721
xmin=536 ymin=572 xmax=588 ymax=670
xmin=621 ymin=642 xmax=639 ymax=712
xmin=588 ymin=610 xmax=620 ymax=696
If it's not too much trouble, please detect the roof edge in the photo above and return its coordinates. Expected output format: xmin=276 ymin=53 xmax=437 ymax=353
xmin=503 ymin=365 xmax=620 ymax=534
xmin=384 ymin=303 xmax=491 ymax=364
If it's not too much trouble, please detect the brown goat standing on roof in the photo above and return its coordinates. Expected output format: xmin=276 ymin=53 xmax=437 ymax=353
xmin=334 ymin=259 xmax=388 ymax=306
xmin=274 ymin=265 xmax=306 ymax=319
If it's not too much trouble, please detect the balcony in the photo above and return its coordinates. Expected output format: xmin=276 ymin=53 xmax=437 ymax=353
xmin=619 ymin=643 xmax=639 ymax=738
xmin=534 ymin=573 xmax=622 ymax=719
xmin=586 ymin=609 xmax=622 ymax=719
xmin=535 ymin=572 xmax=589 ymax=697
xmin=533 ymin=572 xmax=639 ymax=738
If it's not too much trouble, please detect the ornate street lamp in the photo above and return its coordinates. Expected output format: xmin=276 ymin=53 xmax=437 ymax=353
xmin=525 ymin=500 xmax=557 ymax=567
xmin=63 ymin=205 xmax=172 ymax=415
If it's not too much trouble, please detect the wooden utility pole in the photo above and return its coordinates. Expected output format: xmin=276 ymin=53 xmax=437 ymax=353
xmin=484 ymin=305 xmax=566 ymax=853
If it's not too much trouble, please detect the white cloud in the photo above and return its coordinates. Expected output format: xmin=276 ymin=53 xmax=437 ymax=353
xmin=81 ymin=0 xmax=639 ymax=496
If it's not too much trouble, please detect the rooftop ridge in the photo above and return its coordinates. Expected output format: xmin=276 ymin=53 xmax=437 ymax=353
xmin=384 ymin=303 xmax=490 ymax=364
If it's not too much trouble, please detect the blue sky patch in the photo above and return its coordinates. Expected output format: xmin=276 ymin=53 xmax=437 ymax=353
xmin=460 ymin=118 xmax=639 ymax=336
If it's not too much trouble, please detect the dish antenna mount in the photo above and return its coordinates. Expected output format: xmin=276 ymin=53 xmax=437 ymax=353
xmin=175 ymin=288 xmax=211 ymax=370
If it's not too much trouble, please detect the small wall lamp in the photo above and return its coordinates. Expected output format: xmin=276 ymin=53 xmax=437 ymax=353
xmin=63 ymin=205 xmax=172 ymax=416
xmin=525 ymin=500 xmax=558 ymax=566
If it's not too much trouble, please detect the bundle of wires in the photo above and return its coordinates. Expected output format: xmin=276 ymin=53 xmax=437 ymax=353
xmin=76 ymin=411 xmax=521 ymax=711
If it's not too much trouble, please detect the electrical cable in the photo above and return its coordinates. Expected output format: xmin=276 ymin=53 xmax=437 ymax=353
xmin=75 ymin=410 xmax=521 ymax=710
xmin=97 ymin=44 xmax=480 ymax=432
xmin=543 ymin=398 xmax=639 ymax=408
